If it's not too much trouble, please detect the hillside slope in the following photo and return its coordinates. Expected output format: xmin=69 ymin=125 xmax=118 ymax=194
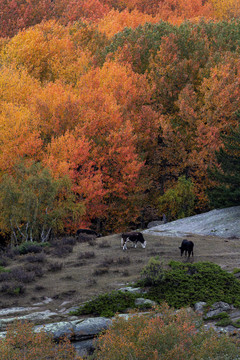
xmin=143 ymin=206 xmax=240 ymax=238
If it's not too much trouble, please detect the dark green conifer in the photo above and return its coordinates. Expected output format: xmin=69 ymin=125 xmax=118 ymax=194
xmin=207 ymin=112 xmax=240 ymax=207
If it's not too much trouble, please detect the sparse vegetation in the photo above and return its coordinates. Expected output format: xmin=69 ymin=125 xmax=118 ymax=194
xmin=48 ymin=262 xmax=63 ymax=272
xmin=93 ymin=267 xmax=109 ymax=276
xmin=23 ymin=253 xmax=46 ymax=263
xmin=98 ymin=241 xmax=111 ymax=248
xmin=1 ymin=282 xmax=25 ymax=296
xmin=78 ymin=251 xmax=96 ymax=259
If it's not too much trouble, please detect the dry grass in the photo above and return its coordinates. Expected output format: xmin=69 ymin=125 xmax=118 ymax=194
xmin=0 ymin=232 xmax=240 ymax=316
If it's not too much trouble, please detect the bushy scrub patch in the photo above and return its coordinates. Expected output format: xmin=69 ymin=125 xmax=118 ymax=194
xmin=17 ymin=241 xmax=49 ymax=255
xmin=98 ymin=241 xmax=111 ymax=248
xmin=138 ymin=259 xmax=240 ymax=308
xmin=51 ymin=244 xmax=73 ymax=257
xmin=115 ymin=256 xmax=131 ymax=265
xmin=48 ymin=262 xmax=63 ymax=272
xmin=11 ymin=267 xmax=36 ymax=283
xmin=1 ymin=282 xmax=25 ymax=296
xmin=23 ymin=253 xmax=46 ymax=263
xmin=93 ymin=267 xmax=109 ymax=276
xmin=0 ymin=265 xmax=9 ymax=273
xmin=78 ymin=251 xmax=95 ymax=259
xmin=0 ymin=320 xmax=82 ymax=359
xmin=24 ymin=263 xmax=44 ymax=277
xmin=71 ymin=291 xmax=139 ymax=317
xmin=0 ymin=257 xmax=8 ymax=267
xmin=93 ymin=303 xmax=240 ymax=360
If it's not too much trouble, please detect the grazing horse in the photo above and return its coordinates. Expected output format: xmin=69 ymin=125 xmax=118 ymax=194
xmin=179 ymin=239 xmax=194 ymax=257
xmin=121 ymin=232 xmax=146 ymax=251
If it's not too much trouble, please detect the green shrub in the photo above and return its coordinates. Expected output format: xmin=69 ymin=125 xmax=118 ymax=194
xmin=140 ymin=256 xmax=165 ymax=286
xmin=93 ymin=303 xmax=240 ymax=360
xmin=206 ymin=312 xmax=230 ymax=321
xmin=138 ymin=260 xmax=240 ymax=308
xmin=0 ymin=266 xmax=9 ymax=273
xmin=216 ymin=318 xmax=232 ymax=327
xmin=232 ymin=319 xmax=240 ymax=328
xmin=17 ymin=241 xmax=49 ymax=255
xmin=70 ymin=291 xmax=138 ymax=317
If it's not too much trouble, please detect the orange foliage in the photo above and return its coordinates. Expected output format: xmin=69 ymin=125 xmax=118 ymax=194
xmin=200 ymin=56 xmax=240 ymax=130
xmin=60 ymin=0 xmax=110 ymax=23
xmin=157 ymin=0 xmax=214 ymax=24
xmin=98 ymin=8 xmax=160 ymax=38
xmin=30 ymin=82 xmax=81 ymax=142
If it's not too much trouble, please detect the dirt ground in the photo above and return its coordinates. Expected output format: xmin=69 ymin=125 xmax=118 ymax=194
xmin=1 ymin=232 xmax=240 ymax=313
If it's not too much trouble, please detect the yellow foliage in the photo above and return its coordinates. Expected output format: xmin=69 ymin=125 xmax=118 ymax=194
xmin=1 ymin=20 xmax=90 ymax=83
xmin=0 ymin=103 xmax=42 ymax=171
xmin=210 ymin=0 xmax=240 ymax=20
xmin=0 ymin=66 xmax=40 ymax=105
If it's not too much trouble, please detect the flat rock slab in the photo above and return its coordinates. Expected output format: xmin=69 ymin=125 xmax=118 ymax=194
xmin=35 ymin=317 xmax=112 ymax=341
xmin=0 ymin=307 xmax=39 ymax=317
xmin=143 ymin=206 xmax=240 ymax=238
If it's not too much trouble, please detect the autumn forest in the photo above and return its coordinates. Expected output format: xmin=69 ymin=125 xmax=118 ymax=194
xmin=0 ymin=0 xmax=240 ymax=241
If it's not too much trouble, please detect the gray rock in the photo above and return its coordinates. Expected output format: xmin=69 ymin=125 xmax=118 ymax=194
xmin=194 ymin=302 xmax=207 ymax=314
xmin=204 ymin=302 xmax=234 ymax=319
xmin=147 ymin=221 xmax=165 ymax=229
xmin=74 ymin=317 xmax=112 ymax=341
xmin=0 ymin=307 xmax=39 ymax=317
xmin=143 ymin=206 xmax=240 ymax=238
xmin=73 ymin=339 xmax=95 ymax=357
xmin=118 ymin=286 xmax=143 ymax=294
xmin=135 ymin=298 xmax=156 ymax=307
xmin=35 ymin=317 xmax=112 ymax=341
xmin=0 ymin=310 xmax=58 ymax=330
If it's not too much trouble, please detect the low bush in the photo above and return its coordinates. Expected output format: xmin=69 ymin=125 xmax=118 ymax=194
xmin=11 ymin=267 xmax=36 ymax=283
xmin=98 ymin=241 xmax=111 ymax=248
xmin=1 ymin=282 xmax=25 ymax=296
xmin=0 ymin=266 xmax=9 ymax=273
xmin=60 ymin=237 xmax=76 ymax=246
xmin=140 ymin=256 xmax=165 ymax=286
xmin=115 ymin=256 xmax=131 ymax=265
xmin=0 ymin=257 xmax=8 ymax=267
xmin=78 ymin=251 xmax=95 ymax=259
xmin=0 ymin=272 xmax=11 ymax=282
xmin=48 ymin=262 xmax=63 ymax=272
xmin=23 ymin=253 xmax=46 ymax=263
xmin=52 ymin=245 xmax=73 ymax=257
xmin=88 ymin=239 xmax=97 ymax=246
xmin=17 ymin=241 xmax=49 ymax=255
xmin=24 ymin=263 xmax=44 ymax=277
xmin=93 ymin=267 xmax=109 ymax=276
xmin=138 ymin=259 xmax=240 ymax=308
xmin=0 ymin=320 xmax=82 ymax=359
xmin=71 ymin=291 xmax=138 ymax=317
xmin=93 ymin=303 xmax=240 ymax=360
xmin=100 ymin=257 xmax=114 ymax=267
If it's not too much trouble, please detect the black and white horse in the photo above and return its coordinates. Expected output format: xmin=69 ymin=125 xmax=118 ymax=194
xmin=121 ymin=232 xmax=146 ymax=251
